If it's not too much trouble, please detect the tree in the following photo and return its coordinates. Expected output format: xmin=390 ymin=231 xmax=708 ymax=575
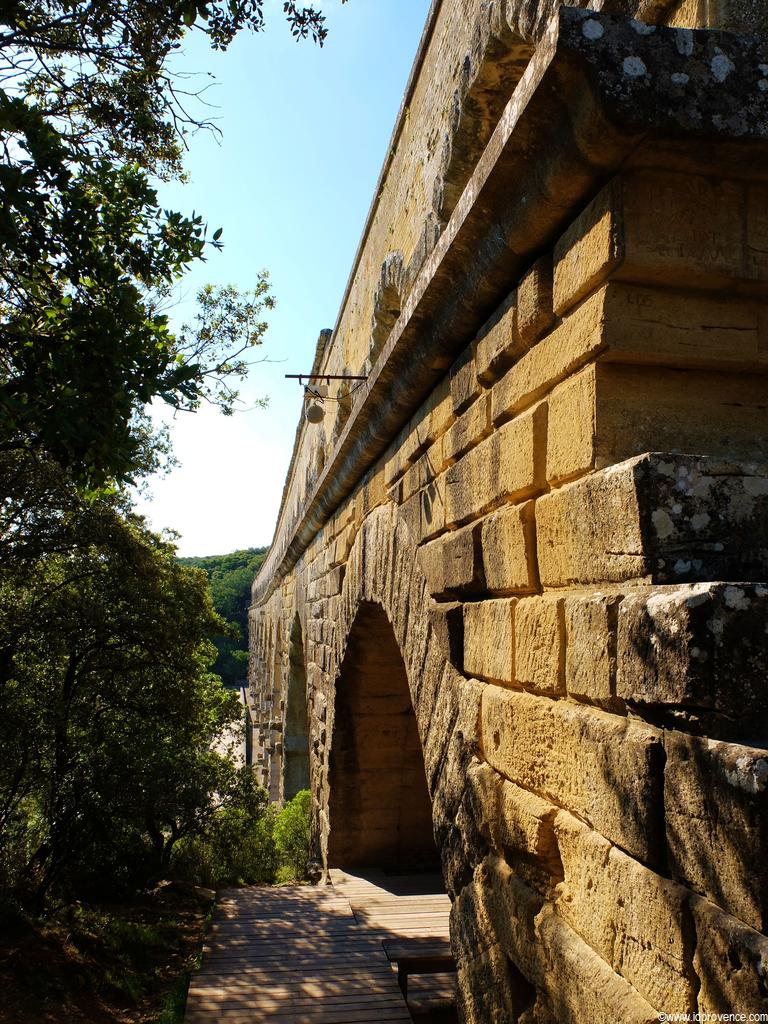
xmin=0 ymin=0 xmax=338 ymax=487
xmin=179 ymin=547 xmax=268 ymax=686
xmin=0 ymin=452 xmax=248 ymax=904
xmin=0 ymin=0 xmax=345 ymax=913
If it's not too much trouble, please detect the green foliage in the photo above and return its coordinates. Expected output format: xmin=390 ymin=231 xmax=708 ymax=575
xmin=0 ymin=451 xmax=253 ymax=905
xmin=179 ymin=547 xmax=267 ymax=686
xmin=171 ymin=786 xmax=312 ymax=888
xmin=0 ymin=0 xmax=336 ymax=487
xmin=0 ymin=895 xmax=212 ymax=1022
xmin=154 ymin=972 xmax=194 ymax=1024
xmin=274 ymin=790 xmax=312 ymax=881
xmin=0 ymin=0 xmax=327 ymax=927
xmin=76 ymin=911 xmax=172 ymax=1004
xmin=0 ymin=79 xmax=278 ymax=485
xmin=171 ymin=775 xmax=279 ymax=887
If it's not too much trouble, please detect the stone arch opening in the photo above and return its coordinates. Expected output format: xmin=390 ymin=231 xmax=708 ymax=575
xmin=283 ymin=614 xmax=310 ymax=801
xmin=328 ymin=601 xmax=438 ymax=871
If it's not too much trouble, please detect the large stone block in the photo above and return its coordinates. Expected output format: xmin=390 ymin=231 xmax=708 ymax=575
xmin=554 ymin=172 xmax=762 ymax=316
xmin=464 ymin=599 xmax=515 ymax=684
xmin=554 ymin=811 xmax=696 ymax=1014
xmin=691 ymin=895 xmax=768 ymax=1015
xmin=464 ymin=757 xmax=504 ymax=851
xmin=422 ymin=663 xmax=463 ymax=795
xmin=418 ymin=522 xmax=484 ymax=598
xmin=536 ymin=462 xmax=646 ymax=586
xmin=433 ymin=682 xmax=487 ymax=896
xmin=564 ymin=591 xmax=620 ymax=707
xmin=514 ymin=595 xmax=564 ymax=696
xmin=479 ymin=857 xmax=661 ymax=1024
xmin=481 ymin=686 xmax=664 ymax=863
xmin=536 ymin=909 xmax=659 ymax=1024
xmin=665 ymin=730 xmax=768 ymax=931
xmin=474 ymin=293 xmax=522 ymax=386
xmin=592 ymin=362 xmax=768 ymax=468
xmin=442 ymin=393 xmax=492 ymax=465
xmin=596 ymin=282 xmax=768 ymax=371
xmin=617 ymin=583 xmax=768 ymax=721
xmin=451 ymin=850 xmax=499 ymax=967
xmin=432 ymin=676 xmax=485 ymax=824
xmin=420 ymin=472 xmax=447 ymax=541
xmin=444 ymin=431 xmax=499 ymax=527
xmin=442 ymin=792 xmax=492 ymax=901
xmin=424 ymin=374 xmax=454 ymax=442
xmin=444 ymin=404 xmax=545 ymax=527
xmin=491 ymin=297 xmax=604 ymax=424
xmin=465 ymin=761 xmax=563 ymax=900
xmin=537 ymin=453 xmax=768 ymax=587
xmin=517 ymin=255 xmax=555 ymax=350
xmin=546 ymin=368 xmax=596 ymax=485
xmin=473 ymin=855 xmax=544 ymax=983
xmin=426 ymin=600 xmax=464 ymax=673
xmin=450 ymin=344 xmax=481 ymax=414
xmin=553 ymin=179 xmax=622 ymax=317
xmin=498 ymin=780 xmax=560 ymax=872
xmin=398 ymin=489 xmax=422 ymax=544
xmin=399 ymin=447 xmax=439 ymax=502
xmin=480 ymin=500 xmax=539 ymax=595
xmin=329 ymin=523 xmax=355 ymax=569
xmin=384 ymin=448 xmax=405 ymax=491
xmin=493 ymin=282 xmax=768 ymax=432
xmin=456 ymin=943 xmax=525 ymax=1024
xmin=363 ymin=460 xmax=387 ymax=514
xmin=395 ymin=419 xmax=427 ymax=472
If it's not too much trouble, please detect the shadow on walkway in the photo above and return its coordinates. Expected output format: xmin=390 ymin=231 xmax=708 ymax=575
xmin=184 ymin=870 xmax=457 ymax=1024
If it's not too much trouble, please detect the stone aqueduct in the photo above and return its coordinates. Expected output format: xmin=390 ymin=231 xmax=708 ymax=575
xmin=248 ymin=0 xmax=768 ymax=1018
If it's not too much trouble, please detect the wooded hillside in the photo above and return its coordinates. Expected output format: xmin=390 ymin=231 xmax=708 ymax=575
xmin=179 ymin=548 xmax=268 ymax=688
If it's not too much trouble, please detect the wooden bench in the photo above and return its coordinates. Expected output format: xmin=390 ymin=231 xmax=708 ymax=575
xmin=382 ymin=938 xmax=456 ymax=999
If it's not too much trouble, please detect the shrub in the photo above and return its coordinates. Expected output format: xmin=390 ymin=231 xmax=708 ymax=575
xmin=274 ymin=790 xmax=311 ymax=881
xmin=170 ymin=785 xmax=312 ymax=889
xmin=171 ymin=781 xmax=279 ymax=887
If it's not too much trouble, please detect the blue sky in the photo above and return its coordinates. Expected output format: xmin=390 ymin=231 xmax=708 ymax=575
xmin=135 ymin=0 xmax=432 ymax=556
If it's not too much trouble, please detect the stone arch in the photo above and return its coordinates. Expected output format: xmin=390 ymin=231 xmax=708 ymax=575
xmin=327 ymin=600 xmax=439 ymax=871
xmin=283 ymin=613 xmax=310 ymax=801
xmin=315 ymin=502 xmax=483 ymax=898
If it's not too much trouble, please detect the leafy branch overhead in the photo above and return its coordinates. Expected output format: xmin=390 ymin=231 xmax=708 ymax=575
xmin=0 ymin=1 xmax=340 ymax=173
xmin=0 ymin=0 xmax=338 ymax=486
xmin=177 ymin=276 xmax=275 ymax=414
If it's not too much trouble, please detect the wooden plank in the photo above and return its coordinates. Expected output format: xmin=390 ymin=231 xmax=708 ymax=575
xmin=186 ymin=1006 xmax=412 ymax=1024
xmin=194 ymin=966 xmax=398 ymax=981
xmin=188 ymin=992 xmax=407 ymax=1010
xmin=191 ymin=978 xmax=403 ymax=995
xmin=185 ymin=869 xmax=454 ymax=1023
xmin=383 ymin=938 xmax=453 ymax=958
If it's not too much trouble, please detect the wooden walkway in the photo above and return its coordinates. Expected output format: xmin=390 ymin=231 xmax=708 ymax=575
xmin=184 ymin=870 xmax=454 ymax=1024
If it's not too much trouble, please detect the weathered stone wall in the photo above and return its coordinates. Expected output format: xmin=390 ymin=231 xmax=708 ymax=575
xmin=250 ymin=2 xmax=768 ymax=1019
